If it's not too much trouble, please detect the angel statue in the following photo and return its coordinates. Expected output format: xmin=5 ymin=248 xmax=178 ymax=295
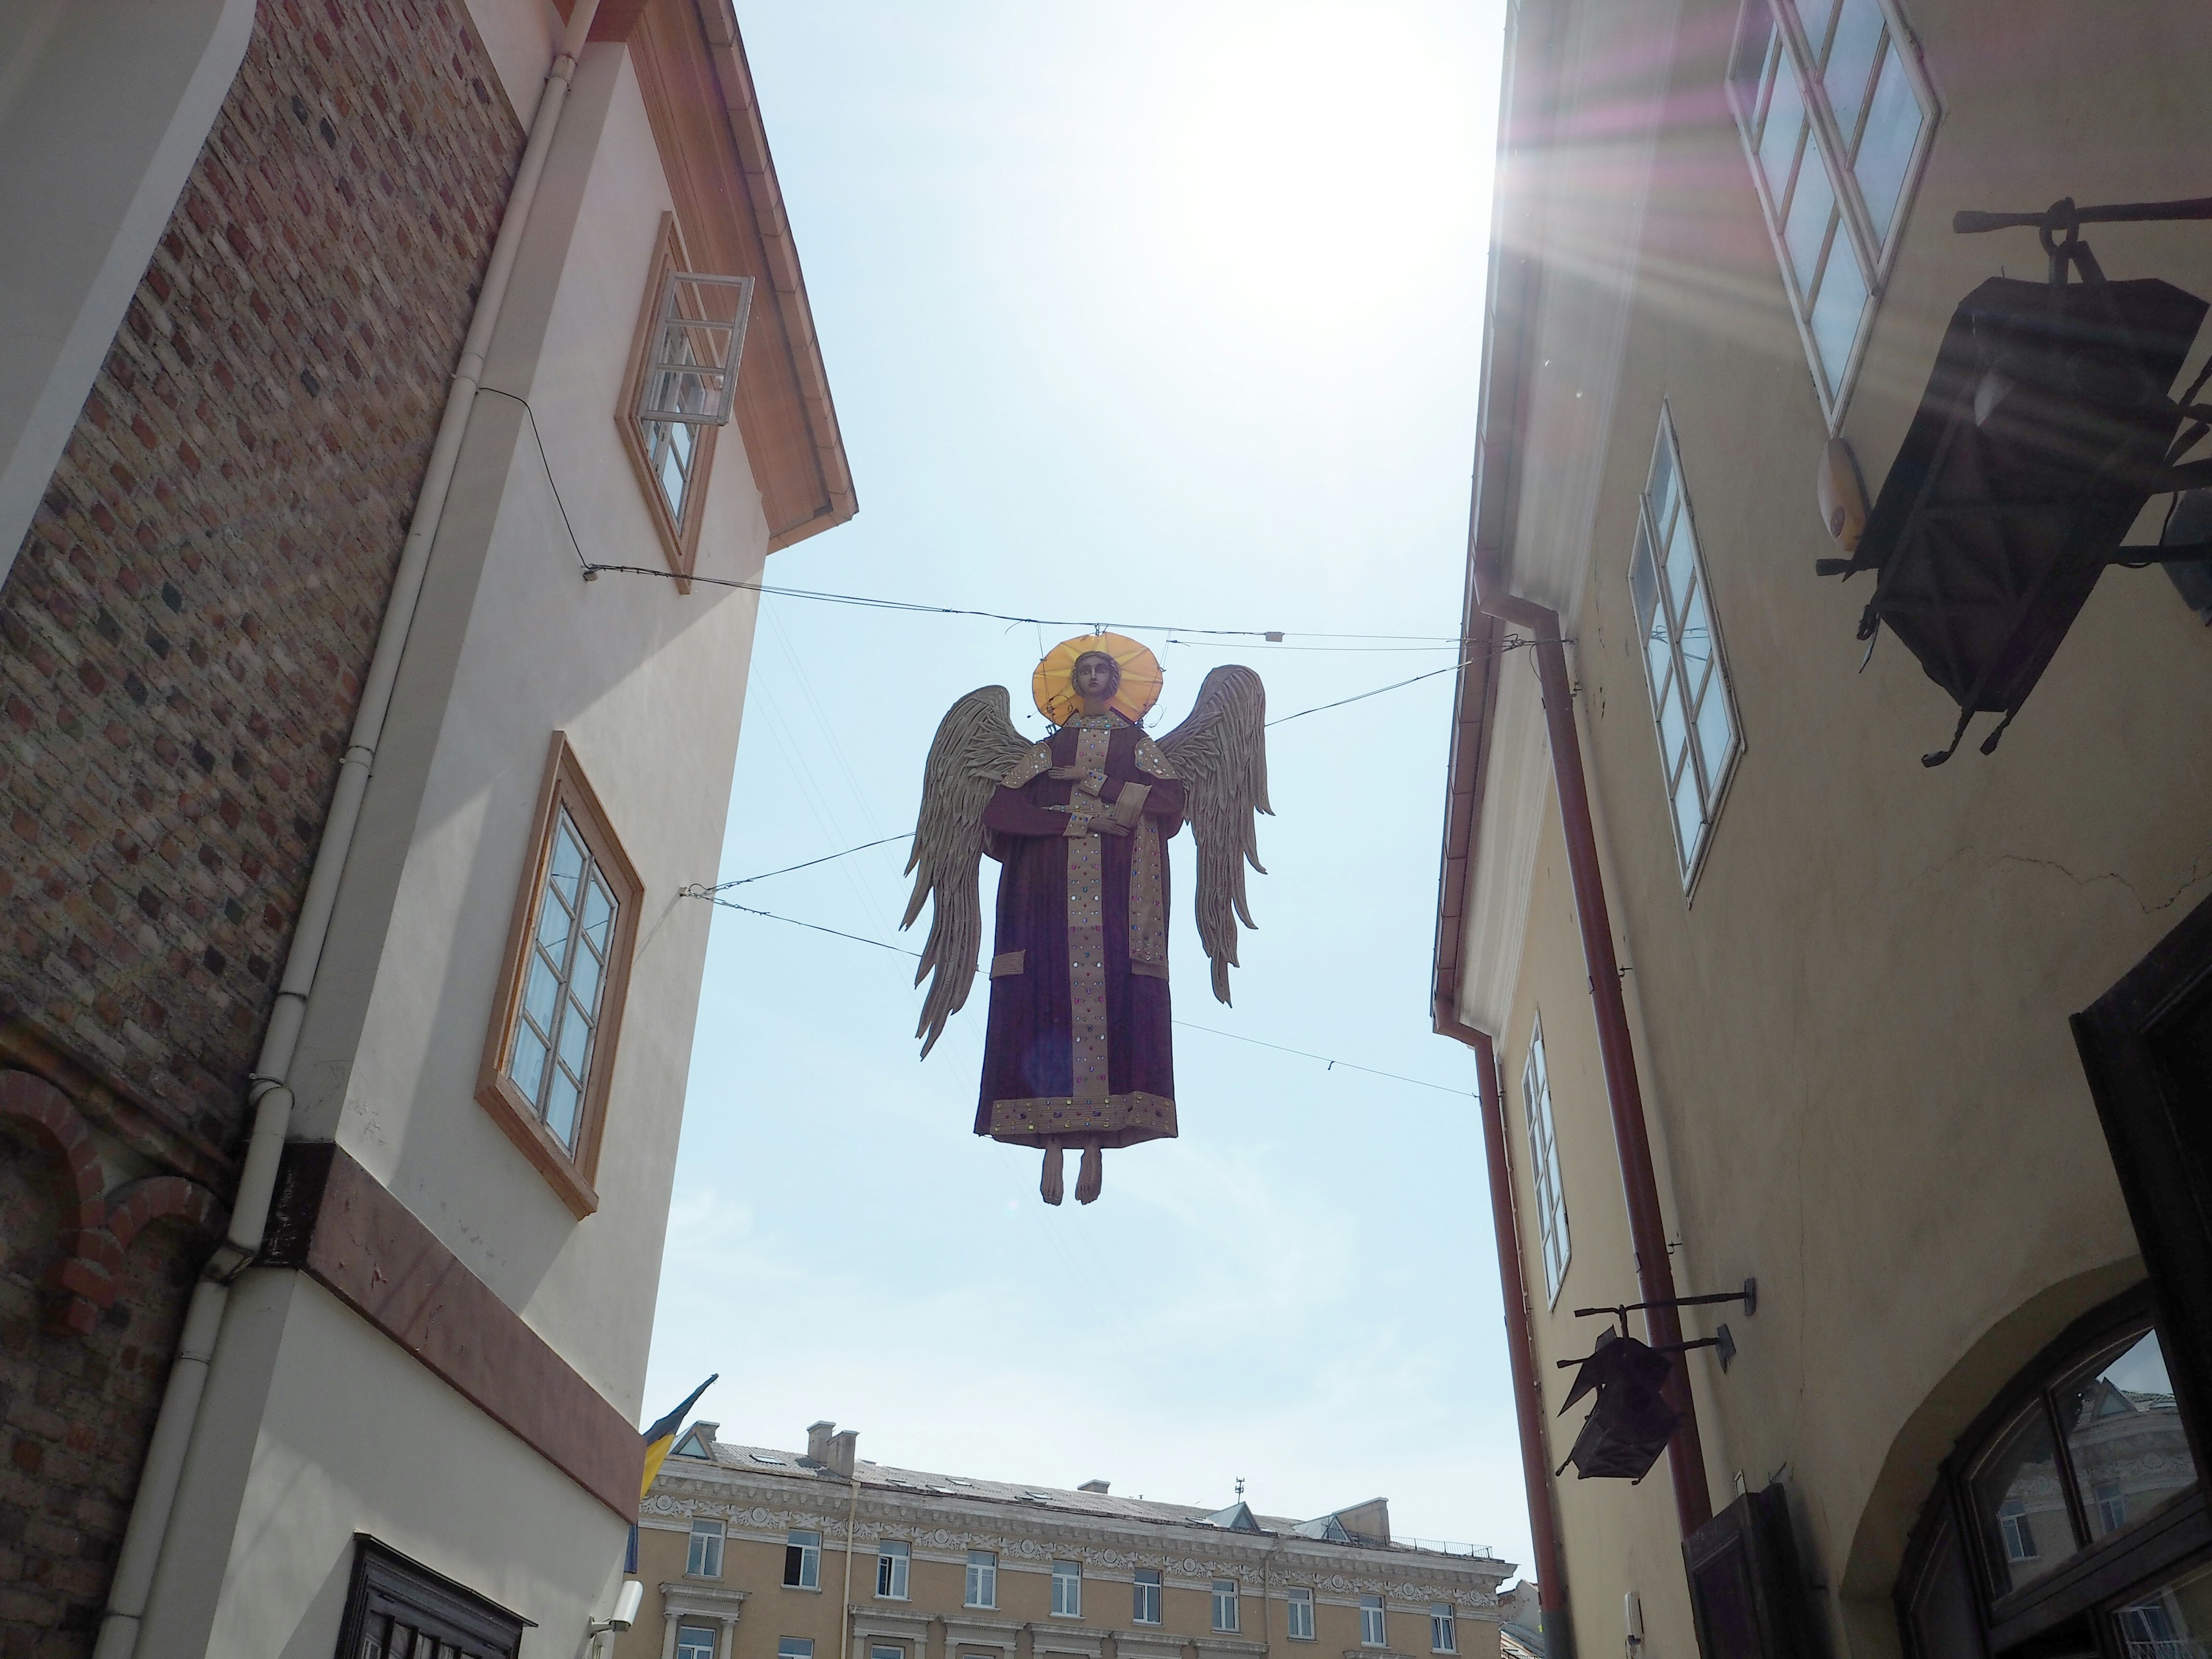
xmin=902 ymin=632 xmax=1270 ymax=1205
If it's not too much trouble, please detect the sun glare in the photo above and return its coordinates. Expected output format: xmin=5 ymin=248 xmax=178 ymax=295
xmin=1128 ymin=6 xmax=1488 ymax=342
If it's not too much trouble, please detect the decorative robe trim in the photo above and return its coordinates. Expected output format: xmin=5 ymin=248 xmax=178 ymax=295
xmin=1129 ymin=812 xmax=1167 ymax=972
xmin=1001 ymin=742 xmax=1054 ymax=787
xmin=1133 ymin=734 xmax=1178 ymax=778
xmin=990 ymin=950 xmax=1025 ymax=978
xmin=986 ymin=1091 xmax=1177 ymax=1148
xmin=1065 ymin=724 xmax=1115 ymax=1107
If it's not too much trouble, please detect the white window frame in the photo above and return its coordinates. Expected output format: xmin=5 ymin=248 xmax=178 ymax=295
xmin=779 ymin=1641 xmax=816 ymax=1659
xmin=1629 ymin=405 xmax=1743 ymax=889
xmin=1431 ymin=1604 xmax=1457 ymax=1654
xmin=871 ymin=1646 xmax=904 ymax=1659
xmin=1052 ymin=1560 xmax=1082 ymax=1619
xmin=1287 ymin=1589 xmax=1316 ymax=1643
xmin=1523 ymin=1016 xmax=1571 ymax=1306
xmin=1726 ymin=0 xmax=1939 ymax=425
xmin=785 ymin=1530 xmax=821 ymax=1590
xmin=877 ymin=1539 xmax=910 ymax=1600
xmin=1213 ymin=1580 xmax=1241 ymax=1634
xmin=966 ymin=1551 xmax=998 ymax=1609
xmin=677 ymin=1627 xmax=719 ymax=1659
xmin=1361 ymin=1597 xmax=1387 ymax=1648
xmin=1134 ymin=1569 xmax=1163 ymax=1626
xmin=687 ymin=1518 xmax=725 ymax=1580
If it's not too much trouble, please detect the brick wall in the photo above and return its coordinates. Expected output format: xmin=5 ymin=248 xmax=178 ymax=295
xmin=0 ymin=1 xmax=524 ymax=1649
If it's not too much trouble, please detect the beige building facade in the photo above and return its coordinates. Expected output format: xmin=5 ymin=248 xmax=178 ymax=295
xmin=618 ymin=1423 xmax=1512 ymax=1659
xmin=1431 ymin=9 xmax=2212 ymax=1659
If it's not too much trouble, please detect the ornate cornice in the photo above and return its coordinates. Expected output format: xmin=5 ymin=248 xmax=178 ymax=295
xmin=643 ymin=1473 xmax=1506 ymax=1608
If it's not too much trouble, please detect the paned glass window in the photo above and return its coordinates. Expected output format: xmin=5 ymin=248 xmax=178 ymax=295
xmin=1630 ymin=408 xmax=1741 ymax=884
xmin=1726 ymin=0 xmax=1938 ymax=418
xmin=780 ymin=1640 xmax=816 ymax=1659
xmin=1213 ymin=1580 xmax=1240 ymax=1633
xmin=643 ymin=328 xmax=706 ymax=523
xmin=785 ymin=1531 xmax=821 ymax=1589
xmin=504 ymin=808 xmax=618 ymax=1152
xmin=1431 ymin=1604 xmax=1457 ymax=1654
xmin=687 ymin=1518 xmax=725 ymax=1579
xmin=1902 ymin=1295 xmax=2207 ymax=1659
xmin=1052 ymin=1560 xmax=1082 ymax=1618
xmin=877 ymin=1539 xmax=910 ymax=1599
xmin=1134 ymin=1569 xmax=1163 ymax=1626
xmin=967 ymin=1550 xmax=998 ymax=1608
xmin=1522 ymin=1019 xmax=1571 ymax=1305
xmin=1288 ymin=1589 xmax=1316 ymax=1642
xmin=1361 ymin=1597 xmax=1387 ymax=1647
xmin=677 ymin=1629 xmax=719 ymax=1659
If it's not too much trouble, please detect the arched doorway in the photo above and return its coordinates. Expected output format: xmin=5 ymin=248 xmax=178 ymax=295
xmin=1897 ymin=1285 xmax=2207 ymax=1659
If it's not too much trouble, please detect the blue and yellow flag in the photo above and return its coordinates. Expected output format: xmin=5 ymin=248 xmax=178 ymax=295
xmin=641 ymin=1374 xmax=718 ymax=1499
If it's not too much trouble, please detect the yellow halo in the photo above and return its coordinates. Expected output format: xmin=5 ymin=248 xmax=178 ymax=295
xmin=1032 ymin=632 xmax=1164 ymax=726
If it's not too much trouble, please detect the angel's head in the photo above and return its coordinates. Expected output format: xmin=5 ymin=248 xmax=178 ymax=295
xmin=1073 ymin=650 xmax=1123 ymax=704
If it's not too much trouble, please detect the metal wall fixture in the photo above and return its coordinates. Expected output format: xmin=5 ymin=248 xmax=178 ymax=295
xmin=1551 ymin=1282 xmax=1758 ymax=1483
xmin=1816 ymin=195 xmax=2212 ymax=764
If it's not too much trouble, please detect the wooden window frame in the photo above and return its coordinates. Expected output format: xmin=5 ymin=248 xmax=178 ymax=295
xmin=476 ymin=733 xmax=642 ymax=1218
xmin=1361 ymin=1596 xmax=1387 ymax=1648
xmin=1895 ymin=1285 xmax=2211 ymax=1659
xmin=1287 ymin=1589 xmax=1316 ymax=1642
xmin=618 ymin=213 xmax=725 ymax=589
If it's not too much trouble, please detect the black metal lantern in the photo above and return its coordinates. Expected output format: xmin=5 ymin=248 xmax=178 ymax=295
xmin=1819 ymin=196 xmax=2212 ymax=764
xmin=1555 ymin=1328 xmax=1680 ymax=1482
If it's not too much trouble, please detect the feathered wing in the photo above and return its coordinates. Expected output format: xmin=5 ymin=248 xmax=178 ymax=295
xmin=1155 ymin=665 xmax=1272 ymax=1003
xmin=902 ymin=686 xmax=1039 ymax=1056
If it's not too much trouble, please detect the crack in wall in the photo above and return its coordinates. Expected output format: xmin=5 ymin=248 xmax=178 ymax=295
xmin=1900 ymin=844 xmax=2212 ymax=915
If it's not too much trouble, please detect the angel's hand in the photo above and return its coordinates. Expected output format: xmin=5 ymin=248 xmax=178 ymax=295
xmin=1047 ymin=766 xmax=1088 ymax=780
xmin=1089 ymin=816 xmax=1132 ymax=837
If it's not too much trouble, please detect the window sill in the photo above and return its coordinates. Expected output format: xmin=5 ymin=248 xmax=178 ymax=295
xmin=475 ymin=1077 xmax=600 ymax=1218
xmin=785 ymin=1585 xmax=824 ymax=1594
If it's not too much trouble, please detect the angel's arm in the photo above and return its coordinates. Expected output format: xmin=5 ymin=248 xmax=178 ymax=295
xmin=982 ymin=785 xmax=1076 ymax=837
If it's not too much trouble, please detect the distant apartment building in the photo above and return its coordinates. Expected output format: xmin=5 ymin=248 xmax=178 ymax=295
xmin=0 ymin=0 xmax=849 ymax=1653
xmin=619 ymin=1422 xmax=1512 ymax=1659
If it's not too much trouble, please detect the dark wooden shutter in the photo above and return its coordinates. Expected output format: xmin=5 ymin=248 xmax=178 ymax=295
xmin=335 ymin=1535 xmax=527 ymax=1659
xmin=2070 ymin=891 xmax=2212 ymax=1474
xmin=1683 ymin=1487 xmax=1816 ymax=1659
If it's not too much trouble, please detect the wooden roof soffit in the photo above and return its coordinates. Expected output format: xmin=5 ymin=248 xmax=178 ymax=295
xmin=585 ymin=0 xmax=857 ymax=551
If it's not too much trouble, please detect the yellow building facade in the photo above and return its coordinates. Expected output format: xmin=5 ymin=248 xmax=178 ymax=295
xmin=616 ymin=1423 xmax=1512 ymax=1659
xmin=1431 ymin=7 xmax=2212 ymax=1659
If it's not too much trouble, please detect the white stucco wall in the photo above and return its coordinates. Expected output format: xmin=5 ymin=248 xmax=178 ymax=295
xmin=0 ymin=0 xmax=254 ymax=585
xmin=147 ymin=1275 xmax=630 ymax=1657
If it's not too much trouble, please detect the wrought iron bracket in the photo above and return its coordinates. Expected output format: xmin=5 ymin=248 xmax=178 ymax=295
xmin=1566 ymin=1279 xmax=1756 ymax=1373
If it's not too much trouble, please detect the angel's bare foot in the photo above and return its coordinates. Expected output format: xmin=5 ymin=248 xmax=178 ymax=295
xmin=1040 ymin=1142 xmax=1065 ymax=1205
xmin=1075 ymin=1141 xmax=1103 ymax=1204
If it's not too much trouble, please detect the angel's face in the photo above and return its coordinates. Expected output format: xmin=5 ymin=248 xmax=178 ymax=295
xmin=1073 ymin=653 xmax=1121 ymax=700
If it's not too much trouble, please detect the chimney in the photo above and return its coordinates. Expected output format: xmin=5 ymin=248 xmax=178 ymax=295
xmin=1078 ymin=1479 xmax=1110 ymax=1495
xmin=807 ymin=1421 xmax=836 ymax=1465
xmin=827 ymin=1429 xmax=858 ymax=1478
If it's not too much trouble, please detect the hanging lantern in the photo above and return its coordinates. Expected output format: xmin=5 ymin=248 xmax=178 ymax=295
xmin=1555 ymin=1328 xmax=1681 ymax=1482
xmin=1817 ymin=196 xmax=2212 ymax=764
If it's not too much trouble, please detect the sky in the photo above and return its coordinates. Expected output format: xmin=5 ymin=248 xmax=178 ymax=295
xmin=641 ymin=0 xmax=1526 ymax=1574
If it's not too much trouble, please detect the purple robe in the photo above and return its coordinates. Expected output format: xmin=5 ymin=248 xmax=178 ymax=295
xmin=975 ymin=714 xmax=1188 ymax=1148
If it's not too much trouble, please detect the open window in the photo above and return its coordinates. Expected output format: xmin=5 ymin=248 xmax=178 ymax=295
xmin=476 ymin=733 xmax=642 ymax=1218
xmin=618 ymin=213 xmax=755 ymax=584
